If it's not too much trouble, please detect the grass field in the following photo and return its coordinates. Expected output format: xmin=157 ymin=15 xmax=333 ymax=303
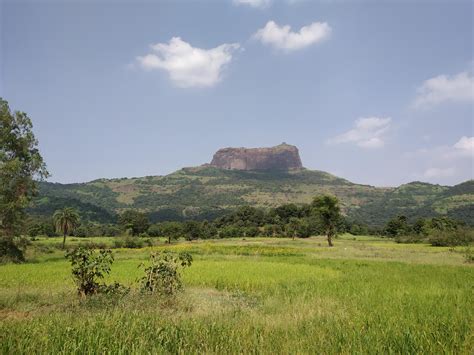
xmin=1 ymin=236 xmax=473 ymax=353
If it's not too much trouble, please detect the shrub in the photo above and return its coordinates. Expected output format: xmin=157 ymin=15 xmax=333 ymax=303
xmin=114 ymin=237 xmax=144 ymax=249
xmin=139 ymin=251 xmax=192 ymax=296
xmin=0 ymin=238 xmax=25 ymax=263
xmin=394 ymin=235 xmax=427 ymax=244
xmin=428 ymin=228 xmax=474 ymax=247
xmin=463 ymin=247 xmax=474 ymax=264
xmin=65 ymin=247 xmax=127 ymax=296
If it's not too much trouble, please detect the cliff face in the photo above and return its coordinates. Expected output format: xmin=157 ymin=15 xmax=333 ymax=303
xmin=210 ymin=143 xmax=303 ymax=171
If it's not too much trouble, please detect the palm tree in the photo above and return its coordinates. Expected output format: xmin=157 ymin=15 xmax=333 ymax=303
xmin=53 ymin=208 xmax=80 ymax=249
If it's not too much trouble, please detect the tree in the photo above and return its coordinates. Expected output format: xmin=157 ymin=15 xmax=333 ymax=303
xmin=0 ymin=98 xmax=49 ymax=239
xmin=184 ymin=220 xmax=202 ymax=241
xmin=53 ymin=208 xmax=80 ymax=249
xmin=384 ymin=215 xmax=410 ymax=237
xmin=160 ymin=221 xmax=184 ymax=244
xmin=118 ymin=210 xmax=150 ymax=236
xmin=312 ymin=195 xmax=342 ymax=247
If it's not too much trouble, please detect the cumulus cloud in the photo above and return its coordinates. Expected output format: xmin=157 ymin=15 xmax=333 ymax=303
xmin=453 ymin=136 xmax=474 ymax=156
xmin=136 ymin=37 xmax=240 ymax=88
xmin=233 ymin=0 xmax=271 ymax=8
xmin=253 ymin=20 xmax=331 ymax=51
xmin=327 ymin=117 xmax=392 ymax=149
xmin=413 ymin=70 xmax=474 ymax=108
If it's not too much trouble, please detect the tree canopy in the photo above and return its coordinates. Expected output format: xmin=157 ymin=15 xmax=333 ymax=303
xmin=0 ymin=98 xmax=48 ymax=239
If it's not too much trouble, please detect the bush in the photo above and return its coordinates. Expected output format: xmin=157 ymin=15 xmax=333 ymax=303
xmin=428 ymin=228 xmax=474 ymax=247
xmin=139 ymin=251 xmax=192 ymax=296
xmin=65 ymin=247 xmax=127 ymax=296
xmin=0 ymin=238 xmax=25 ymax=263
xmin=394 ymin=235 xmax=427 ymax=244
xmin=114 ymin=237 xmax=144 ymax=249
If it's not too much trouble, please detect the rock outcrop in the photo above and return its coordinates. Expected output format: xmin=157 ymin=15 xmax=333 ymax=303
xmin=210 ymin=143 xmax=303 ymax=171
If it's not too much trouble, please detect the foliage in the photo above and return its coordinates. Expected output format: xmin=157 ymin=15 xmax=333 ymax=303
xmin=428 ymin=228 xmax=474 ymax=247
xmin=118 ymin=210 xmax=150 ymax=236
xmin=138 ymin=251 xmax=192 ymax=296
xmin=312 ymin=195 xmax=342 ymax=246
xmin=31 ymin=166 xmax=473 ymax=228
xmin=53 ymin=207 xmax=80 ymax=248
xmin=0 ymin=238 xmax=25 ymax=263
xmin=384 ymin=215 xmax=411 ymax=237
xmin=65 ymin=247 xmax=127 ymax=296
xmin=160 ymin=221 xmax=184 ymax=244
xmin=0 ymin=98 xmax=48 ymax=245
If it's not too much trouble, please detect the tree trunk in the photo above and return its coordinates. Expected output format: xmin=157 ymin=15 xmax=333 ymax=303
xmin=62 ymin=233 xmax=66 ymax=249
xmin=327 ymin=233 xmax=333 ymax=247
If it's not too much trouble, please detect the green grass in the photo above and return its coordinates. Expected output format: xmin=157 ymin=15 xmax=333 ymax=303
xmin=1 ymin=236 xmax=473 ymax=353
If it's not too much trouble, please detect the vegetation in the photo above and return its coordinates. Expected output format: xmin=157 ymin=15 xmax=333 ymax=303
xmin=0 ymin=237 xmax=472 ymax=353
xmin=30 ymin=167 xmax=474 ymax=227
xmin=139 ymin=251 xmax=193 ymax=295
xmin=312 ymin=195 xmax=342 ymax=246
xmin=53 ymin=207 xmax=80 ymax=249
xmin=0 ymin=98 xmax=48 ymax=262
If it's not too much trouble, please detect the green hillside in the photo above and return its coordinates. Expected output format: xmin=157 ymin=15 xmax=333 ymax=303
xmin=30 ymin=167 xmax=474 ymax=227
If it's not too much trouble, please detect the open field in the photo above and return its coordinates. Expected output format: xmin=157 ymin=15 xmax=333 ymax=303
xmin=1 ymin=236 xmax=473 ymax=353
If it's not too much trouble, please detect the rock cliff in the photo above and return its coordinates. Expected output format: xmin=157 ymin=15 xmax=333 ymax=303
xmin=210 ymin=143 xmax=303 ymax=171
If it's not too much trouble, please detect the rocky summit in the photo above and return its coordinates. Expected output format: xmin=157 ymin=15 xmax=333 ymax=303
xmin=210 ymin=143 xmax=303 ymax=171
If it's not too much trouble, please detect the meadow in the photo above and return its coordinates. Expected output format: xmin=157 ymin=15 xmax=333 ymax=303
xmin=0 ymin=235 xmax=473 ymax=354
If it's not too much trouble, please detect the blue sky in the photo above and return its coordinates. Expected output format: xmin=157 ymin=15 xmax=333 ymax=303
xmin=1 ymin=0 xmax=473 ymax=186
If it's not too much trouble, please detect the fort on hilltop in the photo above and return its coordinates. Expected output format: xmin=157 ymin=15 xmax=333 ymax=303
xmin=210 ymin=143 xmax=303 ymax=171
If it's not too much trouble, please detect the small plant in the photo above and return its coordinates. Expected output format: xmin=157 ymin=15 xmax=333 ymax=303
xmin=463 ymin=246 xmax=474 ymax=264
xmin=65 ymin=247 xmax=127 ymax=296
xmin=139 ymin=251 xmax=192 ymax=296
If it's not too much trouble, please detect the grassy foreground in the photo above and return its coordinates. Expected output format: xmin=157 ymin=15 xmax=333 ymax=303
xmin=1 ymin=236 xmax=473 ymax=353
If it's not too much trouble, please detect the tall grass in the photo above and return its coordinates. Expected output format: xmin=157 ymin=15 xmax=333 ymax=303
xmin=1 ymin=237 xmax=472 ymax=353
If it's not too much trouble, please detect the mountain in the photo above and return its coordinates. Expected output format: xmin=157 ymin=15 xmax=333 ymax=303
xmin=29 ymin=145 xmax=474 ymax=227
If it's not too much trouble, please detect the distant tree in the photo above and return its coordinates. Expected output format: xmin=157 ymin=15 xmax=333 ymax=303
xmin=287 ymin=217 xmax=301 ymax=240
xmin=118 ymin=210 xmax=150 ymax=236
xmin=384 ymin=215 xmax=410 ymax=237
xmin=0 ymin=99 xmax=49 ymax=239
xmin=53 ymin=207 xmax=80 ymax=249
xmin=160 ymin=221 xmax=184 ymax=244
xmin=312 ymin=195 xmax=342 ymax=247
xmin=184 ymin=221 xmax=202 ymax=241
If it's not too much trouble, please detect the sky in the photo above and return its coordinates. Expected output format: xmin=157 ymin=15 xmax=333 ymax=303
xmin=1 ymin=0 xmax=473 ymax=187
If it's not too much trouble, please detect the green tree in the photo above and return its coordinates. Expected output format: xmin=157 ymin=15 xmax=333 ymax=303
xmin=118 ymin=210 xmax=150 ymax=236
xmin=184 ymin=220 xmax=202 ymax=241
xmin=312 ymin=195 xmax=342 ymax=247
xmin=384 ymin=215 xmax=410 ymax=237
xmin=53 ymin=208 xmax=80 ymax=249
xmin=0 ymin=99 xmax=49 ymax=239
xmin=160 ymin=221 xmax=184 ymax=244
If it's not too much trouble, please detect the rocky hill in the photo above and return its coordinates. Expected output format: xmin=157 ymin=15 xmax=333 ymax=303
xmin=210 ymin=143 xmax=302 ymax=171
xmin=30 ymin=168 xmax=473 ymax=227
xmin=27 ymin=144 xmax=474 ymax=227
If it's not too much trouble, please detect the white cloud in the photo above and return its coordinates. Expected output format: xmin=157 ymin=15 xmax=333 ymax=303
xmin=327 ymin=117 xmax=391 ymax=149
xmin=453 ymin=136 xmax=474 ymax=156
xmin=253 ymin=20 xmax=331 ymax=52
xmin=413 ymin=70 xmax=474 ymax=108
xmin=423 ymin=167 xmax=456 ymax=179
xmin=408 ymin=136 xmax=473 ymax=184
xmin=136 ymin=37 xmax=240 ymax=88
xmin=233 ymin=0 xmax=271 ymax=8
